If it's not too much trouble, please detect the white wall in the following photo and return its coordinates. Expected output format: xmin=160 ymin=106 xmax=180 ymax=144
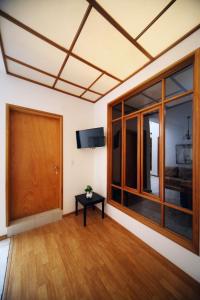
xmin=93 ymin=29 xmax=200 ymax=282
xmin=0 ymin=52 xmax=94 ymax=236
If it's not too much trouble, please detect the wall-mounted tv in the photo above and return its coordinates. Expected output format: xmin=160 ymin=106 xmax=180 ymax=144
xmin=76 ymin=127 xmax=105 ymax=149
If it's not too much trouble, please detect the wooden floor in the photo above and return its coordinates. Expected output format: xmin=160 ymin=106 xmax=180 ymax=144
xmin=3 ymin=209 xmax=200 ymax=300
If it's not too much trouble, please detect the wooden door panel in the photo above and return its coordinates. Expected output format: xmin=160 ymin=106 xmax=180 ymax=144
xmin=10 ymin=109 xmax=61 ymax=220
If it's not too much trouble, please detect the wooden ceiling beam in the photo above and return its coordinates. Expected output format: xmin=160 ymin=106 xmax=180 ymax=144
xmin=71 ymin=52 xmax=122 ymax=81
xmin=0 ymin=9 xmax=68 ymax=53
xmin=80 ymin=73 xmax=104 ymax=97
xmin=5 ymin=55 xmax=103 ymax=95
xmin=52 ymin=4 xmax=92 ymax=88
xmin=7 ymin=71 xmax=94 ymax=103
xmin=135 ymin=0 xmax=176 ymax=40
xmin=6 ymin=55 xmax=56 ymax=78
xmin=86 ymin=0 xmax=153 ymax=60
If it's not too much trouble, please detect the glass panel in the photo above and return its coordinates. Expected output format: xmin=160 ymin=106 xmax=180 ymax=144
xmin=111 ymin=187 xmax=121 ymax=204
xmin=112 ymin=121 xmax=122 ymax=185
xmin=165 ymin=206 xmax=192 ymax=240
xmin=165 ymin=95 xmax=193 ymax=210
xmin=123 ymin=192 xmax=161 ymax=224
xmin=124 ymin=81 xmax=162 ymax=115
xmin=126 ymin=117 xmax=137 ymax=189
xmin=143 ymin=110 xmax=160 ymax=197
xmin=112 ymin=102 xmax=122 ymax=119
xmin=165 ymin=65 xmax=193 ymax=99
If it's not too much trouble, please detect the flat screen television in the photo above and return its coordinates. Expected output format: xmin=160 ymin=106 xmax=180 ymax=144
xmin=76 ymin=127 xmax=105 ymax=148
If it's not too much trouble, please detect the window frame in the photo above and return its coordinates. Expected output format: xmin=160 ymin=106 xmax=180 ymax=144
xmin=141 ymin=106 xmax=161 ymax=201
xmin=107 ymin=49 xmax=200 ymax=254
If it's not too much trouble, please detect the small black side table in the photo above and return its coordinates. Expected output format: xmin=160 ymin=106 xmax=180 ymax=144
xmin=75 ymin=192 xmax=105 ymax=226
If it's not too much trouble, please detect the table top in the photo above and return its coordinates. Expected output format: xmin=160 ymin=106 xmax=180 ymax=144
xmin=75 ymin=192 xmax=105 ymax=205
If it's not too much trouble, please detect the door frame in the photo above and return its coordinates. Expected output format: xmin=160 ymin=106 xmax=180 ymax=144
xmin=6 ymin=104 xmax=63 ymax=226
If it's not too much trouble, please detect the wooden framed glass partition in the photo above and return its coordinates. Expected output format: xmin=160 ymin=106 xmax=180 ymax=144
xmin=107 ymin=49 xmax=200 ymax=254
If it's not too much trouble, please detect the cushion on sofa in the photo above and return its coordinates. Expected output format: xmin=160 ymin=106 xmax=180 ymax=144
xmin=165 ymin=177 xmax=183 ymax=188
xmin=165 ymin=167 xmax=178 ymax=177
xmin=178 ymin=167 xmax=192 ymax=180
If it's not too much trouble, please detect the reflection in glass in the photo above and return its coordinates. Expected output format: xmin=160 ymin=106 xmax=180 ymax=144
xmin=143 ymin=111 xmax=160 ymax=196
xmin=112 ymin=121 xmax=122 ymax=186
xmin=124 ymin=81 xmax=162 ymax=115
xmin=112 ymin=102 xmax=122 ymax=119
xmin=111 ymin=187 xmax=121 ymax=204
xmin=123 ymin=192 xmax=161 ymax=224
xmin=165 ymin=207 xmax=192 ymax=240
xmin=126 ymin=118 xmax=137 ymax=189
xmin=165 ymin=65 xmax=193 ymax=99
xmin=165 ymin=95 xmax=193 ymax=210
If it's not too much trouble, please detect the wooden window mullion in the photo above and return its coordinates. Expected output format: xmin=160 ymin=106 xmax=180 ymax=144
xmin=161 ymin=78 xmax=165 ymax=227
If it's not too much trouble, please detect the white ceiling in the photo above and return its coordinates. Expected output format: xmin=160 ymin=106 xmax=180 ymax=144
xmin=0 ymin=0 xmax=199 ymax=103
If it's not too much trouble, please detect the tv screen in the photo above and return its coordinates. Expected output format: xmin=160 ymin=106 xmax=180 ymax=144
xmin=76 ymin=127 xmax=105 ymax=148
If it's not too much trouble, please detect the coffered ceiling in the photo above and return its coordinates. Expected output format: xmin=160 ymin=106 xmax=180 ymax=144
xmin=0 ymin=0 xmax=199 ymax=103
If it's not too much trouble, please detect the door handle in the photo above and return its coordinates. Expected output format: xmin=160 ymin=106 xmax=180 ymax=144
xmin=53 ymin=165 xmax=59 ymax=175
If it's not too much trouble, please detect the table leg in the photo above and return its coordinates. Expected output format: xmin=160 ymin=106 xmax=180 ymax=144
xmin=102 ymin=200 xmax=104 ymax=219
xmin=75 ymin=199 xmax=78 ymax=216
xmin=84 ymin=206 xmax=87 ymax=226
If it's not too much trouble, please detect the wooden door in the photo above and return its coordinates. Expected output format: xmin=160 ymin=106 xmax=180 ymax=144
xmin=8 ymin=105 xmax=63 ymax=222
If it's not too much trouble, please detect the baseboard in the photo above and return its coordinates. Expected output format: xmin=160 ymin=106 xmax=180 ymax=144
xmin=0 ymin=235 xmax=7 ymax=241
xmin=95 ymin=206 xmax=105 ymax=214
xmin=63 ymin=206 xmax=103 ymax=218
xmin=63 ymin=209 xmax=83 ymax=218
xmin=7 ymin=209 xmax=62 ymax=237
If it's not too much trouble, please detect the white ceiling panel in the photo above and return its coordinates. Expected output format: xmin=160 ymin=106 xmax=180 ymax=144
xmin=55 ymin=80 xmax=85 ymax=96
xmin=91 ymin=74 xmax=119 ymax=94
xmin=83 ymin=91 xmax=101 ymax=101
xmin=97 ymin=0 xmax=170 ymax=38
xmin=0 ymin=18 xmax=66 ymax=75
xmin=60 ymin=56 xmax=101 ymax=87
xmin=7 ymin=59 xmax=55 ymax=86
xmin=73 ymin=9 xmax=149 ymax=80
xmin=138 ymin=0 xmax=200 ymax=56
xmin=0 ymin=0 xmax=88 ymax=49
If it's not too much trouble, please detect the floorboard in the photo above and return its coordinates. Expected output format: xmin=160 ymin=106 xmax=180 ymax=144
xmin=4 ymin=209 xmax=200 ymax=300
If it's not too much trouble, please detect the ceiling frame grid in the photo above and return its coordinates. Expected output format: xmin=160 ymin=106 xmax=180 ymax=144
xmin=0 ymin=0 xmax=199 ymax=103
xmin=52 ymin=4 xmax=93 ymax=89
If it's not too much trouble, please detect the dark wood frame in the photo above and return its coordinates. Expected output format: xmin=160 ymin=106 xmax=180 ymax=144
xmin=0 ymin=3 xmax=199 ymax=103
xmin=6 ymin=104 xmax=63 ymax=226
xmin=123 ymin=113 xmax=140 ymax=194
xmin=107 ymin=49 xmax=200 ymax=254
xmin=141 ymin=106 xmax=161 ymax=201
